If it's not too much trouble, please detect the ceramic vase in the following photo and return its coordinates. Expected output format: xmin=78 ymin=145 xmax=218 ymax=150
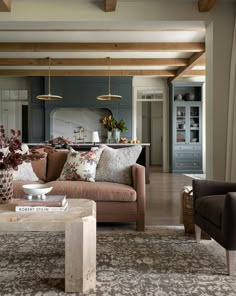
xmin=0 ymin=169 xmax=14 ymax=204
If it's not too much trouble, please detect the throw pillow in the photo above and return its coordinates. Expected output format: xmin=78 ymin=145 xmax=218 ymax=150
xmin=58 ymin=148 xmax=103 ymax=182
xmin=95 ymin=144 xmax=142 ymax=185
xmin=13 ymin=144 xmax=39 ymax=181
xmin=13 ymin=162 xmax=39 ymax=181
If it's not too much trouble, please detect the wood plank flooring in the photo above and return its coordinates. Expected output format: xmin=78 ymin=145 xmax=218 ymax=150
xmin=146 ymin=166 xmax=192 ymax=226
xmin=98 ymin=166 xmax=193 ymax=230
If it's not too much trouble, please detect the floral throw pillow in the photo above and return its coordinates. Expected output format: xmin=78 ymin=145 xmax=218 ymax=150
xmin=58 ymin=148 xmax=103 ymax=182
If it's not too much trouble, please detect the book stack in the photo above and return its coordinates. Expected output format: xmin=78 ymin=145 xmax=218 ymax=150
xmin=13 ymin=195 xmax=68 ymax=212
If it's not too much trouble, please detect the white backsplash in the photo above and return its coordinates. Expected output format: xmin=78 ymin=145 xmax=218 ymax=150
xmin=51 ymin=108 xmax=111 ymax=143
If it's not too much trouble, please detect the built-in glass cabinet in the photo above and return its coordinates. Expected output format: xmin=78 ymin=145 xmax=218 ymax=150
xmin=170 ymin=82 xmax=203 ymax=173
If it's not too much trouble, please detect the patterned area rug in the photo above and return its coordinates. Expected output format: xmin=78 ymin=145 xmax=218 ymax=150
xmin=0 ymin=227 xmax=236 ymax=296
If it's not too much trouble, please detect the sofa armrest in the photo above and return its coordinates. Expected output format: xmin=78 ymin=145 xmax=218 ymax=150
xmin=192 ymin=179 xmax=236 ymax=201
xmin=132 ymin=164 xmax=146 ymax=215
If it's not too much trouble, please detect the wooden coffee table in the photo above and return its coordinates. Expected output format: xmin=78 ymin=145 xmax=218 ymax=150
xmin=0 ymin=198 xmax=96 ymax=293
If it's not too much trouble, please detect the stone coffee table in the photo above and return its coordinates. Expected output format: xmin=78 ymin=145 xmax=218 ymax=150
xmin=0 ymin=198 xmax=96 ymax=293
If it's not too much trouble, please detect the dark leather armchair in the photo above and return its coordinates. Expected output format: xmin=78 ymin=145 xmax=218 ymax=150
xmin=192 ymin=179 xmax=236 ymax=275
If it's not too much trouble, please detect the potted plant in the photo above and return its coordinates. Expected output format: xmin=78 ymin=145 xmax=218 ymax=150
xmin=100 ymin=115 xmax=128 ymax=143
xmin=0 ymin=125 xmax=43 ymax=203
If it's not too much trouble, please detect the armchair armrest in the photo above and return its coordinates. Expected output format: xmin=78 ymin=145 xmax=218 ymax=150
xmin=223 ymin=192 xmax=236 ymax=248
xmin=192 ymin=179 xmax=236 ymax=201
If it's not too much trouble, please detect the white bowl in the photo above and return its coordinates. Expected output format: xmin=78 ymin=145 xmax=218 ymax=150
xmin=22 ymin=184 xmax=53 ymax=200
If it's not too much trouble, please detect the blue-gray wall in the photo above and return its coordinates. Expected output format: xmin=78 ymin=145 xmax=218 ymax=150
xmin=29 ymin=76 xmax=133 ymax=142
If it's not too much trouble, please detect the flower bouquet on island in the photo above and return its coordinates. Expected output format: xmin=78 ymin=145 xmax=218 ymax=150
xmin=100 ymin=115 xmax=128 ymax=143
xmin=100 ymin=115 xmax=128 ymax=132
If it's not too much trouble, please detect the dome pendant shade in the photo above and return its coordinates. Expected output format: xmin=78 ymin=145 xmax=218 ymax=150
xmin=96 ymin=94 xmax=122 ymax=101
xmin=36 ymin=57 xmax=63 ymax=101
xmin=96 ymin=57 xmax=122 ymax=101
xmin=36 ymin=94 xmax=63 ymax=101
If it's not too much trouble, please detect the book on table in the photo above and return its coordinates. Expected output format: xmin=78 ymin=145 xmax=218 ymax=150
xmin=15 ymin=200 xmax=69 ymax=212
xmin=12 ymin=195 xmax=67 ymax=207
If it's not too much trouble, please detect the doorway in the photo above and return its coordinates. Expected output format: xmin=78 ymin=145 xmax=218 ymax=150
xmin=136 ymin=88 xmax=165 ymax=168
xmin=138 ymin=101 xmax=163 ymax=166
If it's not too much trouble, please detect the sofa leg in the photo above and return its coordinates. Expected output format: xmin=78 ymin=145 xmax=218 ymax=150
xmin=195 ymin=224 xmax=201 ymax=243
xmin=136 ymin=216 xmax=145 ymax=231
xmin=226 ymin=250 xmax=236 ymax=276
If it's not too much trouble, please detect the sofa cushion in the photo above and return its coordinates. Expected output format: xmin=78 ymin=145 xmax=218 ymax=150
xmin=30 ymin=147 xmax=47 ymax=181
xmin=195 ymin=194 xmax=225 ymax=227
xmin=95 ymin=144 xmax=142 ymax=185
xmin=58 ymin=148 xmax=103 ymax=182
xmin=31 ymin=158 xmax=47 ymax=181
xmin=47 ymin=180 xmax=137 ymax=202
xmin=46 ymin=151 xmax=68 ymax=182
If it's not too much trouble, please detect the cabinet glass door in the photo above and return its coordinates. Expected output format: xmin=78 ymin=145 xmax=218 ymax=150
xmin=189 ymin=106 xmax=200 ymax=143
xmin=176 ymin=106 xmax=186 ymax=143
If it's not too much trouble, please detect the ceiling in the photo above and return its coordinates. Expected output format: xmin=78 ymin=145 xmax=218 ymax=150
xmin=0 ymin=21 xmax=206 ymax=81
xmin=0 ymin=0 xmax=213 ymax=80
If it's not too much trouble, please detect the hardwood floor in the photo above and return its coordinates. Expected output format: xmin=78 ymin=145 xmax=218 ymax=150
xmin=146 ymin=166 xmax=192 ymax=226
xmin=98 ymin=166 xmax=193 ymax=230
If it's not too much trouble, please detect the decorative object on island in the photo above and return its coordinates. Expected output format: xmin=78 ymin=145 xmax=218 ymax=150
xmin=96 ymin=57 xmax=122 ymax=101
xmin=36 ymin=57 xmax=63 ymax=101
xmin=0 ymin=126 xmax=43 ymax=204
xmin=100 ymin=115 xmax=128 ymax=143
xmin=48 ymin=136 xmax=71 ymax=149
xmin=73 ymin=126 xmax=86 ymax=143
xmin=91 ymin=131 xmax=100 ymax=144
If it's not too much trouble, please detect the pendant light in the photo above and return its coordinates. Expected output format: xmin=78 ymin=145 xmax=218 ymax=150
xmin=36 ymin=57 xmax=63 ymax=101
xmin=96 ymin=57 xmax=122 ymax=101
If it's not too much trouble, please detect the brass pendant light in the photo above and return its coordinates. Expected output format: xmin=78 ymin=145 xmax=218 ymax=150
xmin=36 ymin=57 xmax=63 ymax=101
xmin=96 ymin=57 xmax=122 ymax=101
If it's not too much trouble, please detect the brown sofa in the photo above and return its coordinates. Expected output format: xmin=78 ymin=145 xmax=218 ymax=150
xmin=13 ymin=151 xmax=146 ymax=231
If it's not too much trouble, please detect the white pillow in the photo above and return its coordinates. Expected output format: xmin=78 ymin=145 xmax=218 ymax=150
xmin=13 ymin=162 xmax=39 ymax=181
xmin=13 ymin=144 xmax=39 ymax=181
xmin=95 ymin=144 xmax=142 ymax=185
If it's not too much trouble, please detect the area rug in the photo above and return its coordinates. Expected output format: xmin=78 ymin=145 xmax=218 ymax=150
xmin=0 ymin=227 xmax=236 ymax=296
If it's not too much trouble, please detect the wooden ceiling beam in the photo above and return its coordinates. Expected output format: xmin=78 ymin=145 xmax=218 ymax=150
xmin=0 ymin=0 xmax=11 ymax=11
xmin=0 ymin=57 xmax=189 ymax=67
xmin=0 ymin=69 xmax=177 ymax=77
xmin=170 ymin=52 xmax=205 ymax=81
xmin=104 ymin=0 xmax=117 ymax=12
xmin=0 ymin=42 xmax=205 ymax=52
xmin=184 ymin=70 xmax=205 ymax=76
xmin=198 ymin=0 xmax=216 ymax=12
